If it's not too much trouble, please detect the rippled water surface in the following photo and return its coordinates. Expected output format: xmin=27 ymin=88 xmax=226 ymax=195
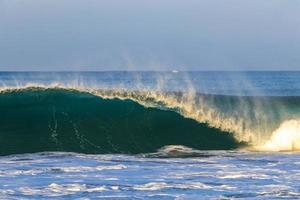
xmin=1 ymin=152 xmax=300 ymax=199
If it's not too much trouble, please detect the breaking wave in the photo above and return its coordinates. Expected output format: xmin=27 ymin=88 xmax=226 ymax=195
xmin=0 ymin=84 xmax=300 ymax=155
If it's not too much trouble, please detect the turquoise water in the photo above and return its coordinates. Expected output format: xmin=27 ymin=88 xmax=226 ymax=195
xmin=0 ymin=71 xmax=300 ymax=199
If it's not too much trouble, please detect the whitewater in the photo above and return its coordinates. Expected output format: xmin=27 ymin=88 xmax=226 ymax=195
xmin=1 ymin=71 xmax=300 ymax=199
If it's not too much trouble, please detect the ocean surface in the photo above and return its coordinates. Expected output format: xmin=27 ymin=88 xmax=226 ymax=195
xmin=1 ymin=71 xmax=300 ymax=199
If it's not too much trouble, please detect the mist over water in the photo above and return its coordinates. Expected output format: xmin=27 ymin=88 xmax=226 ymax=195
xmin=2 ymin=71 xmax=300 ymax=96
xmin=1 ymin=71 xmax=300 ymax=151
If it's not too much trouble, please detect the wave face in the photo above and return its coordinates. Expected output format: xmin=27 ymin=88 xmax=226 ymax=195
xmin=0 ymin=88 xmax=240 ymax=155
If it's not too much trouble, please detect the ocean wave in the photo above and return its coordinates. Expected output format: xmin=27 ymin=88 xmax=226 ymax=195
xmin=0 ymin=85 xmax=299 ymax=153
xmin=0 ymin=86 xmax=239 ymax=155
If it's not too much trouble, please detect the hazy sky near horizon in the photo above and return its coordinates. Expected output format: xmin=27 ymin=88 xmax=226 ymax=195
xmin=0 ymin=0 xmax=300 ymax=71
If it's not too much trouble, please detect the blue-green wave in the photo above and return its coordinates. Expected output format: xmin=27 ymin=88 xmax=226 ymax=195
xmin=0 ymin=88 xmax=240 ymax=155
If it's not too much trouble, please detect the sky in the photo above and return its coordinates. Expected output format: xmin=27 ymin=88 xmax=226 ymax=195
xmin=0 ymin=0 xmax=300 ymax=71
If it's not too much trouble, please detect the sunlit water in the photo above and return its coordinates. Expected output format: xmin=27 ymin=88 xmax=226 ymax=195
xmin=1 ymin=71 xmax=300 ymax=199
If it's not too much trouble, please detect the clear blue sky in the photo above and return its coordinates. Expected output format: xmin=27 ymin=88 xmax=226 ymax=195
xmin=0 ymin=0 xmax=299 ymax=71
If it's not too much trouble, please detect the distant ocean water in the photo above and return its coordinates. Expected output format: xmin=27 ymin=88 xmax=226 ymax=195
xmin=1 ymin=71 xmax=300 ymax=199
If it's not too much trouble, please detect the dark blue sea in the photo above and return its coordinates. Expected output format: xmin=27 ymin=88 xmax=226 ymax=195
xmin=1 ymin=71 xmax=300 ymax=199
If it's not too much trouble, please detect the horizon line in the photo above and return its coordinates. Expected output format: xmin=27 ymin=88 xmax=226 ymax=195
xmin=0 ymin=69 xmax=299 ymax=72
